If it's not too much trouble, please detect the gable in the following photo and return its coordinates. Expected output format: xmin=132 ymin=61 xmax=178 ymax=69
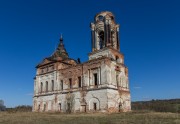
xmin=36 ymin=58 xmax=54 ymax=68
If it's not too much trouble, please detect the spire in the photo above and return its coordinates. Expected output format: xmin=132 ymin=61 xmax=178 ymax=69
xmin=51 ymin=34 xmax=69 ymax=59
xmin=60 ymin=34 xmax=63 ymax=45
xmin=58 ymin=34 xmax=64 ymax=47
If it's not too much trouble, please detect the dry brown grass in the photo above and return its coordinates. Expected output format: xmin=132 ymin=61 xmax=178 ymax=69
xmin=0 ymin=111 xmax=179 ymax=124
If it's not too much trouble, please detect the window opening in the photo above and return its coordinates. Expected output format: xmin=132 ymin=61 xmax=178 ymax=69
xmin=52 ymin=80 xmax=54 ymax=91
xmin=46 ymin=81 xmax=48 ymax=92
xmin=94 ymin=73 xmax=98 ymax=86
xmin=40 ymin=82 xmax=43 ymax=93
xmin=78 ymin=76 xmax=81 ymax=88
xmin=69 ymin=78 xmax=72 ymax=89
xmin=94 ymin=103 xmax=97 ymax=110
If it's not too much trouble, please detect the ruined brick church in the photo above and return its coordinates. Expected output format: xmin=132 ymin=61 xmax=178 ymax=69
xmin=33 ymin=11 xmax=131 ymax=113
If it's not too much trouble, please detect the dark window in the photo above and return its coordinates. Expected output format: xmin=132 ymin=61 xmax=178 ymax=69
xmin=52 ymin=80 xmax=54 ymax=91
xmin=98 ymin=15 xmax=104 ymax=21
xmin=111 ymin=16 xmax=114 ymax=20
xmin=94 ymin=103 xmax=97 ymax=110
xmin=119 ymin=103 xmax=122 ymax=112
xmin=44 ymin=104 xmax=46 ymax=111
xmin=59 ymin=103 xmax=61 ymax=111
xmin=94 ymin=73 xmax=98 ymax=86
xmin=78 ymin=76 xmax=81 ymax=88
xmin=40 ymin=82 xmax=43 ymax=93
xmin=69 ymin=78 xmax=72 ymax=89
xmin=67 ymin=103 xmax=71 ymax=113
xmin=61 ymin=80 xmax=63 ymax=90
xmin=38 ymin=105 xmax=40 ymax=111
xmin=46 ymin=81 xmax=48 ymax=92
xmin=99 ymin=31 xmax=104 ymax=49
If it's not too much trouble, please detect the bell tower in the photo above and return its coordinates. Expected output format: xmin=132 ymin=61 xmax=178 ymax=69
xmin=91 ymin=11 xmax=120 ymax=51
xmin=89 ymin=11 xmax=123 ymax=63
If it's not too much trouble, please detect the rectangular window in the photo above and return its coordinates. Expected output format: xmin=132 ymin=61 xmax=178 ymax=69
xmin=52 ymin=80 xmax=54 ymax=91
xmin=69 ymin=78 xmax=72 ymax=89
xmin=40 ymin=82 xmax=43 ymax=93
xmin=78 ymin=76 xmax=81 ymax=88
xmin=94 ymin=103 xmax=97 ymax=110
xmin=61 ymin=80 xmax=63 ymax=90
xmin=94 ymin=73 xmax=98 ymax=86
xmin=46 ymin=81 xmax=48 ymax=92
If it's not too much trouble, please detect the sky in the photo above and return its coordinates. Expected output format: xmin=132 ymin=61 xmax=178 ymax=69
xmin=0 ymin=0 xmax=180 ymax=107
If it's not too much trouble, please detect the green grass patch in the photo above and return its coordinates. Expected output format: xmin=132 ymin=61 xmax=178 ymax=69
xmin=0 ymin=111 xmax=179 ymax=124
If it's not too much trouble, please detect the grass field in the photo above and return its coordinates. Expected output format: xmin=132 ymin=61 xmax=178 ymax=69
xmin=0 ymin=111 xmax=179 ymax=124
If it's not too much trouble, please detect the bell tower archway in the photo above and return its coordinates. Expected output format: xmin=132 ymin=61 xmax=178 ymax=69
xmin=89 ymin=11 xmax=122 ymax=62
xmin=90 ymin=11 xmax=120 ymax=51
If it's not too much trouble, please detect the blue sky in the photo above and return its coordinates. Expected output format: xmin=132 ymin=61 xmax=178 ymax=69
xmin=0 ymin=0 xmax=180 ymax=107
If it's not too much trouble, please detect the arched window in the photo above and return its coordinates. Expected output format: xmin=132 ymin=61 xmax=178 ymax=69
xmin=40 ymin=82 xmax=43 ymax=93
xmin=94 ymin=103 xmax=97 ymax=111
xmin=46 ymin=81 xmax=48 ymax=92
xmin=99 ymin=31 xmax=104 ymax=49
xmin=59 ymin=103 xmax=61 ymax=111
xmin=89 ymin=98 xmax=100 ymax=111
xmin=52 ymin=80 xmax=54 ymax=91
xmin=119 ymin=103 xmax=122 ymax=112
xmin=98 ymin=15 xmax=104 ymax=21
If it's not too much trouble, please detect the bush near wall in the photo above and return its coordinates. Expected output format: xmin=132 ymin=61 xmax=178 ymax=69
xmin=6 ymin=105 xmax=32 ymax=113
xmin=132 ymin=99 xmax=180 ymax=113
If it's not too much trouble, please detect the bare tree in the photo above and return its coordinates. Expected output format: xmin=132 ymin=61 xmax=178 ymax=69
xmin=0 ymin=100 xmax=6 ymax=111
xmin=65 ymin=92 xmax=75 ymax=113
